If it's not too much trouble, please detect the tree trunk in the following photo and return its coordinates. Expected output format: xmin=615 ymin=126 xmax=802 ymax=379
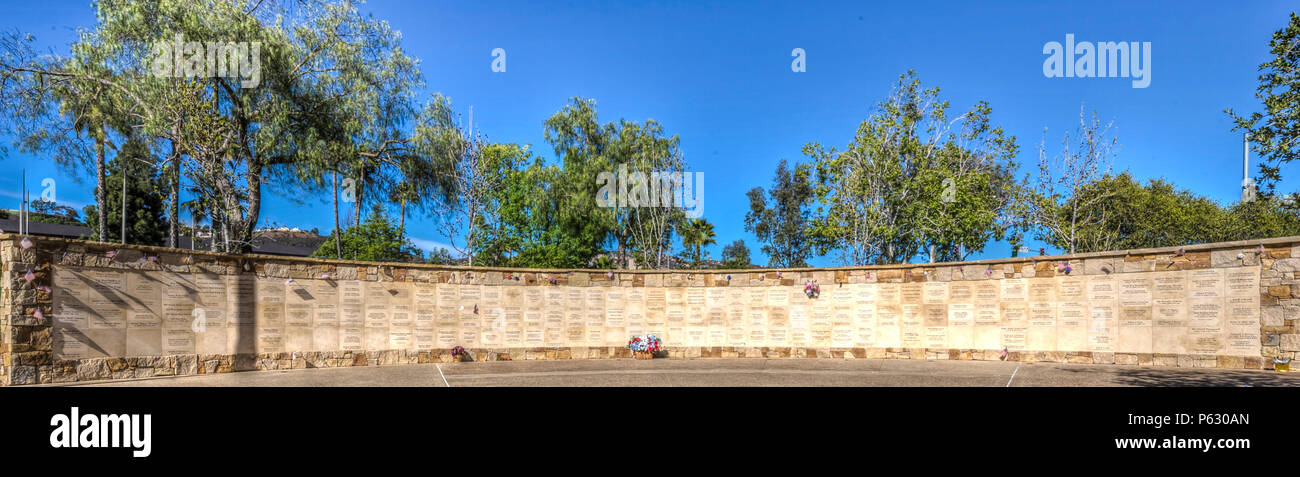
xmin=120 ymin=163 xmax=127 ymax=244
xmin=333 ymin=170 xmax=342 ymax=260
xmin=354 ymin=163 xmax=365 ymax=227
xmin=166 ymin=137 xmax=179 ymax=248
xmin=238 ymin=164 xmax=264 ymax=254
xmin=95 ymin=140 xmax=106 ymax=242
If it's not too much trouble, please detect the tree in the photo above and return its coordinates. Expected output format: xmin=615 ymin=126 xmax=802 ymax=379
xmin=678 ymin=218 xmax=717 ymax=265
xmin=82 ymin=138 xmax=169 ymax=246
xmin=720 ymin=239 xmax=752 ymax=269
xmin=804 ymin=71 xmax=1020 ymax=265
xmin=1021 ymin=105 xmax=1118 ymax=254
xmin=1227 ymin=12 xmax=1300 ymax=199
xmin=745 ymin=158 xmax=815 ymax=268
xmin=0 ymin=26 xmax=131 ymax=242
xmin=3 ymin=0 xmax=434 ymax=254
xmin=29 ymin=200 xmax=82 ymax=225
xmin=312 ymin=205 xmax=421 ymax=263
xmin=544 ymin=97 xmax=689 ymax=269
xmin=1222 ymin=196 xmax=1300 ymax=242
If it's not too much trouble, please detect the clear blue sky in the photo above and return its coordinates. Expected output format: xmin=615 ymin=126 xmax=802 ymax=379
xmin=2 ymin=0 xmax=1296 ymax=266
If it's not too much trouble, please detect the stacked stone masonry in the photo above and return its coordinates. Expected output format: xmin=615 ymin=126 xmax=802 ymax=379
xmin=2 ymin=234 xmax=1297 ymax=385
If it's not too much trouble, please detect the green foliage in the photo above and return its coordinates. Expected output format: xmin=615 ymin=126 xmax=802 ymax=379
xmin=424 ymin=247 xmax=458 ymax=265
xmin=805 ymin=71 xmax=1020 ymax=265
xmin=1227 ymin=12 xmax=1300 ymax=198
xmin=720 ymin=239 xmax=752 ymax=269
xmin=1034 ymin=172 xmax=1300 ymax=253
xmin=678 ymin=218 xmax=717 ymax=266
xmin=28 ymin=200 xmax=83 ymax=225
xmin=81 ymin=138 xmax=169 ymax=245
xmin=312 ymin=205 xmax=421 ymax=263
xmin=745 ymin=159 xmax=815 ymax=268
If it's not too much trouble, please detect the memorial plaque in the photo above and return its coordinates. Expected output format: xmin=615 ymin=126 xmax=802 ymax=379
xmin=1087 ymin=304 xmax=1117 ymax=352
xmin=1000 ymin=301 xmax=1028 ymax=351
xmin=53 ymin=268 xmax=91 ymax=331
xmin=947 ymin=303 xmax=974 ymax=349
xmin=339 ymin=281 xmax=364 ymax=306
xmin=1152 ymin=272 xmax=1187 ymax=299
xmin=256 ymin=278 xmax=285 ymax=353
xmin=728 ymin=307 xmax=747 ymax=346
xmin=923 ymin=282 xmax=949 ymax=304
xmin=53 ymin=328 xmax=91 ymax=359
xmin=341 ymin=326 xmax=364 ymax=351
xmin=1119 ymin=275 xmax=1153 ymax=308
xmin=285 ymin=280 xmax=315 ymax=352
xmin=874 ymin=305 xmax=901 ymax=348
xmin=1026 ymin=302 xmax=1057 ymax=351
xmin=1057 ymin=276 xmax=1086 ymax=301
xmin=226 ymin=275 xmax=257 ymax=327
xmin=1224 ymin=268 xmax=1261 ymax=355
xmin=789 ymin=306 xmax=809 ymax=346
xmin=667 ymin=288 xmax=685 ymax=306
xmin=765 ymin=287 xmax=789 ymax=307
xmin=973 ymin=281 xmax=1000 ymax=302
xmin=1000 ymin=279 xmax=1028 ymax=301
xmin=314 ymin=280 xmax=340 ymax=327
xmin=686 ymin=288 xmax=706 ymax=306
xmin=923 ymin=303 xmax=948 ymax=348
xmin=901 ymin=283 xmax=923 ymax=304
xmin=1028 ymin=278 xmax=1057 ymax=302
xmin=972 ymin=301 xmax=1001 ymax=350
xmin=747 ymin=307 xmax=767 ymax=346
xmin=900 ymin=304 xmax=923 ymax=348
xmin=877 ymin=283 xmax=900 ymax=304
xmin=1117 ymin=306 xmax=1152 ymax=353
xmin=1087 ymin=276 xmax=1117 ymax=302
xmin=854 ymin=283 xmax=877 ymax=303
xmin=1189 ymin=269 xmax=1225 ymax=300
xmin=1190 ymin=270 xmax=1222 ymax=300
xmin=830 ymin=286 xmax=853 ymax=304
xmin=1056 ymin=301 xmax=1088 ymax=352
xmin=948 ymin=282 xmax=973 ymax=303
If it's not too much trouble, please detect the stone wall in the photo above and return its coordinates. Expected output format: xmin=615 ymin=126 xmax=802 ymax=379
xmin=2 ymin=234 xmax=1297 ymax=385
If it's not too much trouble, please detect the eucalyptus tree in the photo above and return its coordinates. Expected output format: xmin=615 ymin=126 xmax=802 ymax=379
xmin=804 ymin=71 xmax=1020 ymax=265
xmin=745 ymin=158 xmax=815 ymax=268
xmin=1021 ymin=105 xmax=1118 ymax=255
xmin=544 ymin=97 xmax=689 ymax=269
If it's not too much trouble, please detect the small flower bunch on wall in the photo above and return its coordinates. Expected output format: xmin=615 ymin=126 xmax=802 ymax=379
xmin=804 ymin=280 xmax=821 ymax=299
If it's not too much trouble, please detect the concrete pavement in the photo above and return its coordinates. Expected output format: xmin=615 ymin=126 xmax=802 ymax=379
xmin=36 ymin=358 xmax=1300 ymax=387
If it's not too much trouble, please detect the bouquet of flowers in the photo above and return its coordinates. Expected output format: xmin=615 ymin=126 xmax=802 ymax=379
xmin=804 ymin=280 xmax=821 ymax=299
xmin=451 ymin=346 xmax=471 ymax=362
xmin=628 ymin=335 xmax=662 ymax=359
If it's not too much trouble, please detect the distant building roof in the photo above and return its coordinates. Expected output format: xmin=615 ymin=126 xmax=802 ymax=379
xmin=0 ymin=218 xmax=319 ymax=257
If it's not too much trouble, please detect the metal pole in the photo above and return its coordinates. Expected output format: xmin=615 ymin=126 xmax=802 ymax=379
xmin=20 ymin=169 xmax=26 ymax=235
xmin=1242 ymin=132 xmax=1253 ymax=202
xmin=121 ymin=164 xmax=127 ymax=244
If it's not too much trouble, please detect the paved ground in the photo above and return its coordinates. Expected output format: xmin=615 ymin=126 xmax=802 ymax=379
xmin=38 ymin=358 xmax=1300 ymax=387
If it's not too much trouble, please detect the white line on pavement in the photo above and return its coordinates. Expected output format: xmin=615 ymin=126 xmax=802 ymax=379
xmin=436 ymin=364 xmax=450 ymax=387
xmin=1006 ymin=362 xmax=1022 ymax=387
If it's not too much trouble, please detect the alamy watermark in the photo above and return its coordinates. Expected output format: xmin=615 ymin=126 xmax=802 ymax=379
xmin=150 ymin=33 xmax=261 ymax=88
xmin=596 ymin=164 xmax=704 ymax=218
xmin=1043 ymin=34 xmax=1150 ymax=88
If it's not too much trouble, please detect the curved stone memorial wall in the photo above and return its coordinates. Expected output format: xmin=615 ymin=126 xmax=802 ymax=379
xmin=2 ymin=234 xmax=1297 ymax=385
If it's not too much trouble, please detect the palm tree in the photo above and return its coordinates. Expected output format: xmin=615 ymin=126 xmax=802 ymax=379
xmin=679 ymin=218 xmax=717 ymax=265
xmin=66 ymin=97 xmax=115 ymax=242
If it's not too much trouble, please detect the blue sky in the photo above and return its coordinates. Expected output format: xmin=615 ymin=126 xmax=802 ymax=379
xmin=2 ymin=0 xmax=1297 ymax=266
